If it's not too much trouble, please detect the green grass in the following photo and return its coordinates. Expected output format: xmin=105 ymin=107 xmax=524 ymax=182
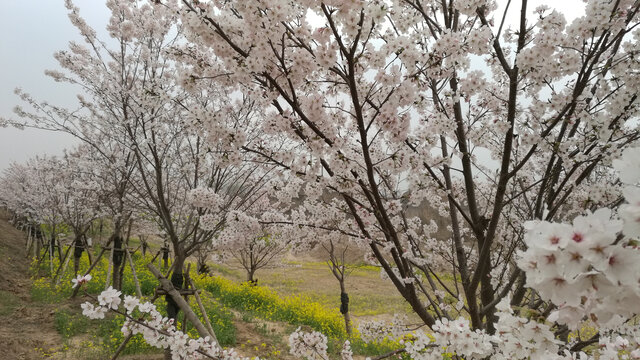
xmin=189 ymin=291 xmax=237 ymax=346
xmin=54 ymin=308 xmax=90 ymax=338
xmin=208 ymin=262 xmax=243 ymax=278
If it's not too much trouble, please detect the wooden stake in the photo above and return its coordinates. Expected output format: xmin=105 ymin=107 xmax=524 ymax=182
xmin=85 ymin=236 xmax=94 ymax=266
xmin=105 ymin=240 xmax=115 ymax=290
xmin=49 ymin=239 xmax=54 ymax=277
xmin=188 ymin=277 xmax=216 ymax=340
xmin=151 ymin=249 xmax=162 ymax=264
xmin=125 ymin=248 xmax=142 ymax=298
xmin=181 ymin=264 xmax=192 ymax=333
xmin=55 ymin=245 xmax=72 ymax=286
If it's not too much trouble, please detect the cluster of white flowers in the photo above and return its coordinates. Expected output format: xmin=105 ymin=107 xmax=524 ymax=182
xmin=597 ymin=334 xmax=640 ymax=360
xmin=403 ymin=297 xmax=575 ymax=359
xmin=357 ymin=319 xmax=390 ymax=343
xmin=75 ymin=275 xmax=255 ymax=360
xmin=430 ymin=317 xmax=494 ymax=358
xmin=340 ymin=340 xmax=353 ymax=360
xmin=123 ymin=294 xmax=139 ymax=312
xmin=402 ymin=330 xmax=436 ymax=359
xmin=613 ymin=147 xmax=640 ymax=238
xmin=97 ymin=286 xmax=122 ymax=310
xmin=453 ymin=0 xmax=496 ymax=16
xmin=517 ymin=147 xmax=640 ymax=331
xmin=188 ymin=188 xmax=223 ymax=210
xmin=492 ymin=297 xmax=561 ymax=359
xmin=71 ymin=274 xmax=92 ymax=288
xmin=288 ymin=327 xmax=329 ymax=360
xmin=119 ymin=299 xmax=251 ymax=360
xmin=81 ymin=302 xmax=108 ymax=319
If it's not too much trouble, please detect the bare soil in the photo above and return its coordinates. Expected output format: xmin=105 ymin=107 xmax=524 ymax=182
xmin=0 ymin=211 xmax=64 ymax=359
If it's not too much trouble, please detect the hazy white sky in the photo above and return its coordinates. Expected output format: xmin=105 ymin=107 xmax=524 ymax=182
xmin=0 ymin=0 xmax=110 ymax=171
xmin=0 ymin=0 xmax=584 ymax=172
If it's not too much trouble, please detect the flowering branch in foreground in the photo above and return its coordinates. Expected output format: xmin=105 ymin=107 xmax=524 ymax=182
xmin=77 ymin=281 xmax=252 ymax=360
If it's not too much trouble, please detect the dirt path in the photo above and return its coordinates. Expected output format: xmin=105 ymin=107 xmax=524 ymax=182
xmin=0 ymin=211 xmax=64 ymax=359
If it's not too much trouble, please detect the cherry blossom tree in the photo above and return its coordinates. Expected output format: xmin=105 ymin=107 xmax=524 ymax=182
xmin=2 ymin=157 xmax=68 ymax=262
xmin=0 ymin=161 xmax=55 ymax=258
xmin=53 ymin=146 xmax=104 ymax=276
xmin=5 ymin=2 xmax=279 ymax=341
xmin=172 ymin=0 xmax=640 ymax=348
xmin=2 ymin=0 xmax=163 ymax=288
xmin=208 ymin=231 xmax=289 ymax=284
xmin=0 ymin=150 xmax=103 ymax=277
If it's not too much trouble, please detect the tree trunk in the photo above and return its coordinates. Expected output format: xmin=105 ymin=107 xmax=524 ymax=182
xmin=86 ymin=239 xmax=94 ymax=267
xmin=197 ymin=256 xmax=209 ymax=274
xmin=112 ymin=234 xmax=124 ymax=290
xmin=25 ymin=226 xmax=33 ymax=256
xmin=162 ymin=244 xmax=170 ymax=269
xmin=34 ymin=227 xmax=41 ymax=258
xmin=56 ymin=238 xmax=63 ymax=261
xmin=247 ymin=268 xmax=257 ymax=286
xmin=49 ymin=237 xmax=56 ymax=258
xmin=339 ymin=280 xmax=352 ymax=336
xmin=343 ymin=310 xmax=352 ymax=337
xmin=165 ymin=251 xmax=186 ymax=359
xmin=73 ymin=235 xmax=84 ymax=276
xmin=117 ymin=219 xmax=133 ymax=289
xmin=48 ymin=236 xmax=56 ymax=276
xmin=141 ymin=237 xmax=148 ymax=256
xmin=166 ymin=249 xmax=186 ymax=323
xmin=481 ymin=274 xmax=498 ymax=334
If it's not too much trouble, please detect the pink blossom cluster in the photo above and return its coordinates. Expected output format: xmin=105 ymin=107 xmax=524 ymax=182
xmin=517 ymin=148 xmax=640 ymax=330
xmin=71 ymin=274 xmax=92 ymax=289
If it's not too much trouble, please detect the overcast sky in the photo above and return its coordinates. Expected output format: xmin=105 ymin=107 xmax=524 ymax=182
xmin=0 ymin=0 xmax=110 ymax=171
xmin=0 ymin=0 xmax=584 ymax=172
